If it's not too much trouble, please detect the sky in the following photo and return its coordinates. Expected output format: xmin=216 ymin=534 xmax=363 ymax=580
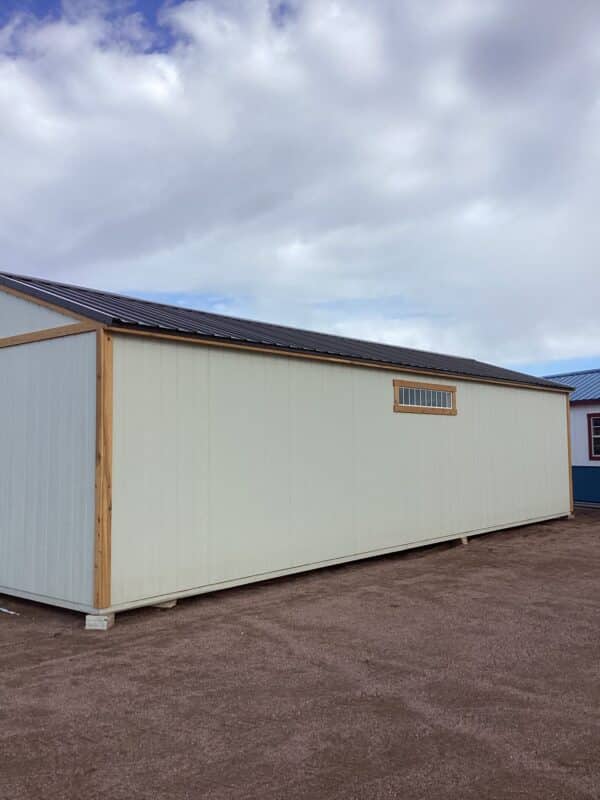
xmin=1 ymin=0 xmax=599 ymax=377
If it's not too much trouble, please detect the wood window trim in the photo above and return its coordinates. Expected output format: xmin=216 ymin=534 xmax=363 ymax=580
xmin=587 ymin=413 xmax=600 ymax=461
xmin=393 ymin=379 xmax=457 ymax=416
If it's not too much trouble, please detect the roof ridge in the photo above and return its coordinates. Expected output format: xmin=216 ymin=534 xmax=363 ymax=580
xmin=545 ymin=368 xmax=600 ymax=378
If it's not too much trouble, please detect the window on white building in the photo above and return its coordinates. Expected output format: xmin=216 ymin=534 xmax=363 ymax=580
xmin=588 ymin=414 xmax=600 ymax=459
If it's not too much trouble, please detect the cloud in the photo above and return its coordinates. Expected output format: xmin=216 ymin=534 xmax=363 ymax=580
xmin=1 ymin=0 xmax=599 ymax=366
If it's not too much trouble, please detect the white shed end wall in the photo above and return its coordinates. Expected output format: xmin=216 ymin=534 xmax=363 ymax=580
xmin=0 ymin=333 xmax=97 ymax=609
xmin=0 ymin=290 xmax=77 ymax=337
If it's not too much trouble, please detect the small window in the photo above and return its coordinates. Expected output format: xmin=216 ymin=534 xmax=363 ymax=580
xmin=588 ymin=414 xmax=600 ymax=460
xmin=393 ymin=379 xmax=457 ymax=416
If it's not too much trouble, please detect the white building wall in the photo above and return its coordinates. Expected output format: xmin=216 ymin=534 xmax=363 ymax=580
xmin=571 ymin=402 xmax=600 ymax=466
xmin=0 ymin=290 xmax=77 ymax=337
xmin=110 ymin=335 xmax=571 ymax=609
xmin=0 ymin=333 xmax=97 ymax=610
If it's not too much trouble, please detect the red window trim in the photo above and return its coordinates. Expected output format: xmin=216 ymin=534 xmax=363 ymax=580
xmin=587 ymin=414 xmax=600 ymax=461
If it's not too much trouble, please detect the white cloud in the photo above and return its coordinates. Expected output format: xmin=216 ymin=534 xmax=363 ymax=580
xmin=1 ymin=0 xmax=600 ymax=367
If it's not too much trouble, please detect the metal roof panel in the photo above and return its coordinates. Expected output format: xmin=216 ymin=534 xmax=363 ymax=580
xmin=0 ymin=271 xmax=567 ymax=391
xmin=545 ymin=369 xmax=600 ymax=402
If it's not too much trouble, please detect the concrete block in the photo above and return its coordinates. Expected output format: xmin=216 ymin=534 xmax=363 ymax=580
xmin=85 ymin=613 xmax=115 ymax=631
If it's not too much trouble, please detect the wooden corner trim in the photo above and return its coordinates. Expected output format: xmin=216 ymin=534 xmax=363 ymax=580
xmin=106 ymin=326 xmax=569 ymax=395
xmin=94 ymin=330 xmax=113 ymax=610
xmin=0 ymin=283 xmax=94 ymax=324
xmin=0 ymin=322 xmax=100 ymax=349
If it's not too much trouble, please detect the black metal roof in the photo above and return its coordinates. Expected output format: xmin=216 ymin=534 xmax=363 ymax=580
xmin=0 ymin=271 xmax=568 ymax=391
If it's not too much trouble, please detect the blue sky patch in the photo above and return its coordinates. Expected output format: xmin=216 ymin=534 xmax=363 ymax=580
xmin=0 ymin=0 xmax=187 ymax=54
xmin=0 ymin=0 xmax=299 ymax=52
xmin=0 ymin=0 xmax=171 ymax=23
xmin=0 ymin=1 xmax=180 ymax=38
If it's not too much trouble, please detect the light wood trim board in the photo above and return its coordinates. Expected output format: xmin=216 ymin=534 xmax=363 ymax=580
xmin=94 ymin=329 xmax=113 ymax=609
xmin=567 ymin=397 xmax=574 ymax=514
xmin=0 ymin=322 xmax=100 ymax=349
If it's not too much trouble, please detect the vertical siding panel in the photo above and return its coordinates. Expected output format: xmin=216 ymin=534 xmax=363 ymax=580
xmin=288 ymin=362 xmax=352 ymax=564
xmin=174 ymin=344 xmax=209 ymax=590
xmin=0 ymin=333 xmax=97 ymax=607
xmin=255 ymin=355 xmax=293 ymax=571
xmin=208 ymin=349 xmax=293 ymax=581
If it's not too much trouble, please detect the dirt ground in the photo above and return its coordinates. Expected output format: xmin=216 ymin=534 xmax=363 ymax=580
xmin=1 ymin=510 xmax=600 ymax=800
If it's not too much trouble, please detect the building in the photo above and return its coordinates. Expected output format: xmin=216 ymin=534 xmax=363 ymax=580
xmin=544 ymin=369 xmax=600 ymax=506
xmin=0 ymin=272 xmax=573 ymax=629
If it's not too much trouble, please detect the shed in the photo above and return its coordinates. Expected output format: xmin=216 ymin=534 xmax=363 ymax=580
xmin=545 ymin=369 xmax=600 ymax=505
xmin=0 ymin=272 xmax=573 ymax=629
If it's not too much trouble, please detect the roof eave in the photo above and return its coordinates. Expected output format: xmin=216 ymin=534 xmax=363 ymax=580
xmin=570 ymin=397 xmax=600 ymax=405
xmin=107 ymin=323 xmax=572 ymax=394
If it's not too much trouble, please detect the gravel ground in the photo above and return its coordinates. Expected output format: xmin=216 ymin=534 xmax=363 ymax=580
xmin=1 ymin=509 xmax=599 ymax=800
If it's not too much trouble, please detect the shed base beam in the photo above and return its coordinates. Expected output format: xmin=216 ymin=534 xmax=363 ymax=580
xmin=153 ymin=600 xmax=177 ymax=610
xmin=85 ymin=613 xmax=115 ymax=631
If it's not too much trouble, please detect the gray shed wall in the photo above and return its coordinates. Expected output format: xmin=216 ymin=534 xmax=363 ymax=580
xmin=0 ymin=290 xmax=76 ymax=337
xmin=0 ymin=333 xmax=97 ymax=610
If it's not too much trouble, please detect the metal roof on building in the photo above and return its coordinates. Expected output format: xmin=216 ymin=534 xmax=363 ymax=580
xmin=0 ymin=271 xmax=568 ymax=391
xmin=545 ymin=369 xmax=600 ymax=402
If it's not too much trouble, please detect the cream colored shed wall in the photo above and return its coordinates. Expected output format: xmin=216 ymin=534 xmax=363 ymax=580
xmin=0 ymin=333 xmax=97 ymax=610
xmin=111 ymin=335 xmax=570 ymax=608
xmin=0 ymin=290 xmax=77 ymax=337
